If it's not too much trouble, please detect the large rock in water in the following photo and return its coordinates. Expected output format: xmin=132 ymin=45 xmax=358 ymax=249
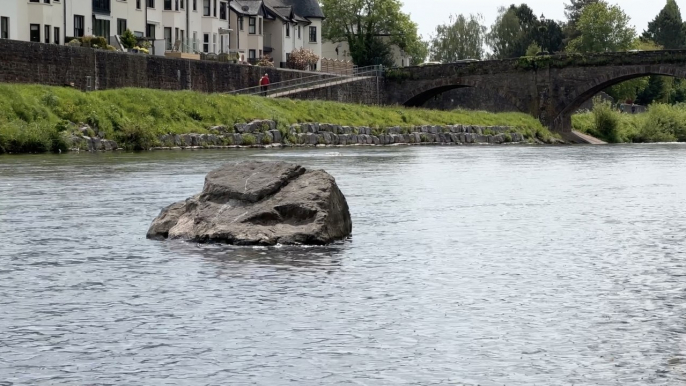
xmin=146 ymin=161 xmax=352 ymax=245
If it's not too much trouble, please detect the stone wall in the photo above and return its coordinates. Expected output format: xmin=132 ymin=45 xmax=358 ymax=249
xmin=285 ymin=77 xmax=382 ymax=105
xmin=0 ymin=39 xmax=335 ymax=92
xmin=422 ymin=87 xmax=522 ymax=113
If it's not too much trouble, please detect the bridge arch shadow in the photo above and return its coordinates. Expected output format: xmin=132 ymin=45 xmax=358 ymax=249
xmin=554 ymin=69 xmax=686 ymax=129
xmin=401 ymin=83 xmax=528 ymax=114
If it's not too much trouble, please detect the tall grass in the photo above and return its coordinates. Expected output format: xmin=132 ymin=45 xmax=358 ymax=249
xmin=0 ymin=84 xmax=554 ymax=153
xmin=573 ymin=101 xmax=686 ymax=143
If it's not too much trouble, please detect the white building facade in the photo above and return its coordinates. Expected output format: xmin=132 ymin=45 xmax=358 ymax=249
xmin=0 ymin=0 xmax=323 ymax=68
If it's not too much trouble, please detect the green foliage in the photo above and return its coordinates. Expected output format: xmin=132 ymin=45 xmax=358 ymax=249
xmin=322 ymin=0 xmax=426 ymax=66
xmin=429 ymin=14 xmax=487 ymax=62
xmin=242 ymin=134 xmax=256 ymax=146
xmin=642 ymin=0 xmax=686 ymax=49
xmin=525 ymin=42 xmax=542 ymax=57
xmin=591 ymin=98 xmax=622 ymax=143
xmin=0 ymin=84 xmax=553 ymax=153
xmin=566 ymin=3 xmax=636 ymax=53
xmin=487 ymin=5 xmax=564 ymax=59
xmin=120 ymin=29 xmax=138 ymax=49
xmin=574 ymin=101 xmax=686 ymax=143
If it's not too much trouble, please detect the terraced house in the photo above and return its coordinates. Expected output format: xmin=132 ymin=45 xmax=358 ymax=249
xmin=0 ymin=0 xmax=323 ymax=68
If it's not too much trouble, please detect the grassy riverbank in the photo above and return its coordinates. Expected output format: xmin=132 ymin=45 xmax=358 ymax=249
xmin=0 ymin=84 xmax=555 ymax=153
xmin=572 ymin=101 xmax=686 ymax=143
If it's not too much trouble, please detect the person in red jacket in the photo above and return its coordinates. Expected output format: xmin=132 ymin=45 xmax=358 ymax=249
xmin=259 ymin=73 xmax=270 ymax=96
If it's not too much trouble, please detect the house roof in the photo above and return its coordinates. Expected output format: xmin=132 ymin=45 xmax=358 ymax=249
xmin=278 ymin=0 xmax=324 ymax=19
xmin=263 ymin=0 xmax=323 ymax=20
xmin=230 ymin=0 xmax=263 ymax=16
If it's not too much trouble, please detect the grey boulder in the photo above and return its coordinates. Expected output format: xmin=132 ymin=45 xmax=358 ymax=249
xmin=147 ymin=161 xmax=352 ymax=245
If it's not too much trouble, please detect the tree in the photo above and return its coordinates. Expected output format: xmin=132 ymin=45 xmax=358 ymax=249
xmin=486 ymin=6 xmax=528 ymax=58
xmin=643 ymin=0 xmax=686 ymax=49
xmin=120 ymin=29 xmax=138 ymax=49
xmin=486 ymin=5 xmax=565 ymax=58
xmin=566 ymin=2 xmax=635 ymax=53
xmin=322 ymin=0 xmax=426 ymax=66
xmin=563 ymin=0 xmax=600 ymax=46
xmin=287 ymin=48 xmax=320 ymax=70
xmin=429 ymin=14 xmax=487 ymax=62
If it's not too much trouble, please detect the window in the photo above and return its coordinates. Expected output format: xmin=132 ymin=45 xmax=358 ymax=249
xmin=44 ymin=25 xmax=50 ymax=43
xmin=93 ymin=0 xmax=111 ymax=13
xmin=193 ymin=31 xmax=197 ymax=51
xmin=203 ymin=33 xmax=208 ymax=52
xmin=1 ymin=17 xmax=9 ymax=39
xmin=239 ymin=17 xmax=243 ymax=31
xmin=212 ymin=33 xmax=216 ymax=53
xmin=175 ymin=0 xmax=179 ymax=10
xmin=29 ymin=0 xmax=39 ymax=2
xmin=192 ymin=0 xmax=196 ymax=11
xmin=164 ymin=0 xmax=171 ymax=9
xmin=180 ymin=0 xmax=184 ymax=9
xmin=248 ymin=17 xmax=255 ymax=34
xmin=297 ymin=25 xmax=300 ymax=39
xmin=309 ymin=26 xmax=316 ymax=43
xmin=285 ymin=23 xmax=289 ymax=37
xmin=147 ymin=0 xmax=154 ymax=8
xmin=164 ymin=27 xmax=171 ymax=50
xmin=203 ymin=0 xmax=210 ymax=15
xmin=213 ymin=0 xmax=217 ymax=16
xmin=43 ymin=0 xmax=50 ymax=3
xmin=30 ymin=24 xmax=40 ymax=42
xmin=219 ymin=2 xmax=227 ymax=20
xmin=259 ymin=18 xmax=262 ymax=35
xmin=248 ymin=49 xmax=255 ymax=60
xmin=74 ymin=15 xmax=84 ymax=37
xmin=136 ymin=0 xmax=141 ymax=9
xmin=146 ymin=23 xmax=155 ymax=38
xmin=258 ymin=49 xmax=262 ymax=57
xmin=94 ymin=19 xmax=110 ymax=41
xmin=54 ymin=27 xmax=60 ymax=44
xmin=117 ymin=19 xmax=127 ymax=35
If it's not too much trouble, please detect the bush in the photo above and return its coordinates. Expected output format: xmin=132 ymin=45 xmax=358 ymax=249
xmin=635 ymin=104 xmax=686 ymax=142
xmin=242 ymin=134 xmax=256 ymax=145
xmin=592 ymin=98 xmax=622 ymax=143
xmin=257 ymin=56 xmax=275 ymax=67
xmin=67 ymin=39 xmax=82 ymax=47
xmin=287 ymin=48 xmax=319 ymax=71
xmin=120 ymin=29 xmax=138 ymax=49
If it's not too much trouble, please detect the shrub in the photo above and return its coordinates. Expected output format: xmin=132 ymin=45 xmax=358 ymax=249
xmin=67 ymin=39 xmax=82 ymax=47
xmin=257 ymin=56 xmax=275 ymax=67
xmin=592 ymin=98 xmax=622 ymax=143
xmin=242 ymin=134 xmax=256 ymax=146
xmin=120 ymin=29 xmax=138 ymax=49
xmin=635 ymin=103 xmax=686 ymax=142
xmin=287 ymin=48 xmax=319 ymax=71
xmin=262 ymin=133 xmax=272 ymax=144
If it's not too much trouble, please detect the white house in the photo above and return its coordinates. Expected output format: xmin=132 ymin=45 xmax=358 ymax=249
xmin=322 ymin=36 xmax=413 ymax=68
xmin=0 ymin=0 xmax=324 ymax=67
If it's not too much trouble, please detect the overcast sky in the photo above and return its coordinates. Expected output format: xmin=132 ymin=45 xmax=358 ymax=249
xmin=403 ymin=0 xmax=682 ymax=40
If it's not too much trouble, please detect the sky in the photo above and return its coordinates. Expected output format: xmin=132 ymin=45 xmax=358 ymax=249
xmin=403 ymin=0 xmax=683 ymax=40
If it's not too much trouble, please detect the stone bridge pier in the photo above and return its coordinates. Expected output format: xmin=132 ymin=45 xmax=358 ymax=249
xmin=381 ymin=51 xmax=686 ymax=133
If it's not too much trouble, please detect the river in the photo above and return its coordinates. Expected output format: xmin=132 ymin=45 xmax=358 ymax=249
xmin=1 ymin=145 xmax=685 ymax=385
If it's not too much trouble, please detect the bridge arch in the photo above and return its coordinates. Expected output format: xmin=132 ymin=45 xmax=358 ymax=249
xmin=401 ymin=80 xmax=528 ymax=114
xmin=552 ymin=65 xmax=686 ymax=131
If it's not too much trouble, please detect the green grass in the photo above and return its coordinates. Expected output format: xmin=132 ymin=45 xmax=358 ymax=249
xmin=573 ymin=102 xmax=686 ymax=143
xmin=0 ymin=84 xmax=554 ymax=153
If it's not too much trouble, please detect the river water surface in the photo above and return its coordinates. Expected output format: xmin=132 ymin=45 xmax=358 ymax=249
xmin=1 ymin=145 xmax=686 ymax=385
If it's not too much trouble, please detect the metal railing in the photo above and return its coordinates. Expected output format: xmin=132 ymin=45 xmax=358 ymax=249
xmin=227 ymin=65 xmax=383 ymax=97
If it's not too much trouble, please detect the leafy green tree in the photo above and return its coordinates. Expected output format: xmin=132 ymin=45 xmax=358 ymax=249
xmin=642 ymin=0 xmax=686 ymax=49
xmin=322 ymin=0 xmax=426 ymax=66
xmin=487 ymin=5 xmax=565 ymax=58
xmin=429 ymin=14 xmax=487 ymax=62
xmin=120 ymin=29 xmax=138 ymax=49
xmin=563 ymin=0 xmax=600 ymax=45
xmin=566 ymin=2 xmax=636 ymax=53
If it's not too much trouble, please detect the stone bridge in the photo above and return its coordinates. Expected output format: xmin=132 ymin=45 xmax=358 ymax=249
xmin=382 ymin=51 xmax=686 ymax=132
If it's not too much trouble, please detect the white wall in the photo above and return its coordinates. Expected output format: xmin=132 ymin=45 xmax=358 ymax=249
xmin=0 ymin=0 xmax=20 ymax=41
xmin=65 ymin=0 xmax=92 ymax=38
xmin=263 ymin=18 xmax=281 ymax=63
xmin=24 ymin=1 xmax=64 ymax=43
xmin=303 ymin=18 xmax=321 ymax=68
xmin=111 ymin=0 xmax=146 ymax=37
